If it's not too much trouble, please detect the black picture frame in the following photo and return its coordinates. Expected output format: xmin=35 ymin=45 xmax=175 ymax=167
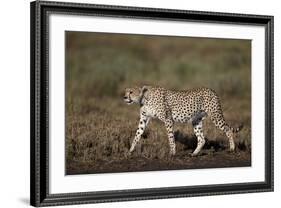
xmin=30 ymin=0 xmax=274 ymax=207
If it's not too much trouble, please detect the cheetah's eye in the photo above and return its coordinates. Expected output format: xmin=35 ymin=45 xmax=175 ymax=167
xmin=129 ymin=91 xmax=133 ymax=94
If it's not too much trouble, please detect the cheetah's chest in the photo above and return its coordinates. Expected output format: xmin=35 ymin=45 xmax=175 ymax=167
xmin=142 ymin=106 xmax=158 ymax=118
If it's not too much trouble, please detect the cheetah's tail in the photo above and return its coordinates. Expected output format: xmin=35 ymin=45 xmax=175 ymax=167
xmin=231 ymin=124 xmax=243 ymax=133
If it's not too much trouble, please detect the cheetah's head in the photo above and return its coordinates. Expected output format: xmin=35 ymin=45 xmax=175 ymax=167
xmin=123 ymin=86 xmax=148 ymax=105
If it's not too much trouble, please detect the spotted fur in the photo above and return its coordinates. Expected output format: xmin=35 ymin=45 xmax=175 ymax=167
xmin=124 ymin=86 xmax=243 ymax=156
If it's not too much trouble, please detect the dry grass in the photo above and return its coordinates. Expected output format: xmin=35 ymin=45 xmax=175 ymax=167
xmin=66 ymin=96 xmax=251 ymax=174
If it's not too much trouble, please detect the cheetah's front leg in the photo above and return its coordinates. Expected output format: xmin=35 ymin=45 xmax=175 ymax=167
xmin=164 ymin=119 xmax=176 ymax=156
xmin=129 ymin=113 xmax=150 ymax=154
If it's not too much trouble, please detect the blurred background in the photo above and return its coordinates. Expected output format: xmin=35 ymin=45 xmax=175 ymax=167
xmin=65 ymin=31 xmax=251 ymax=174
xmin=66 ymin=32 xmax=251 ymax=98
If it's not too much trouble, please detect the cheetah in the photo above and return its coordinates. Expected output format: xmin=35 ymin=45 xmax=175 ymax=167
xmin=123 ymin=86 xmax=243 ymax=156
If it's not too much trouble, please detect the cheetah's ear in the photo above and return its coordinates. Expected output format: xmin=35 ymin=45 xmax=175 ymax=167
xmin=139 ymin=86 xmax=148 ymax=104
xmin=140 ymin=86 xmax=148 ymax=97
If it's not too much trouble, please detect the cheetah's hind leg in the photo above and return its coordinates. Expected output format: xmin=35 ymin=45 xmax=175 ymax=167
xmin=190 ymin=120 xmax=206 ymax=157
xmin=189 ymin=111 xmax=207 ymax=157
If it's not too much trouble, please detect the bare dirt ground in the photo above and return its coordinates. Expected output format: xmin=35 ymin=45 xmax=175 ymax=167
xmin=67 ymin=147 xmax=251 ymax=175
xmin=67 ymin=151 xmax=251 ymax=175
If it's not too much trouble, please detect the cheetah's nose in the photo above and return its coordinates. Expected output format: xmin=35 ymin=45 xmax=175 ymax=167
xmin=124 ymin=96 xmax=128 ymax=99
